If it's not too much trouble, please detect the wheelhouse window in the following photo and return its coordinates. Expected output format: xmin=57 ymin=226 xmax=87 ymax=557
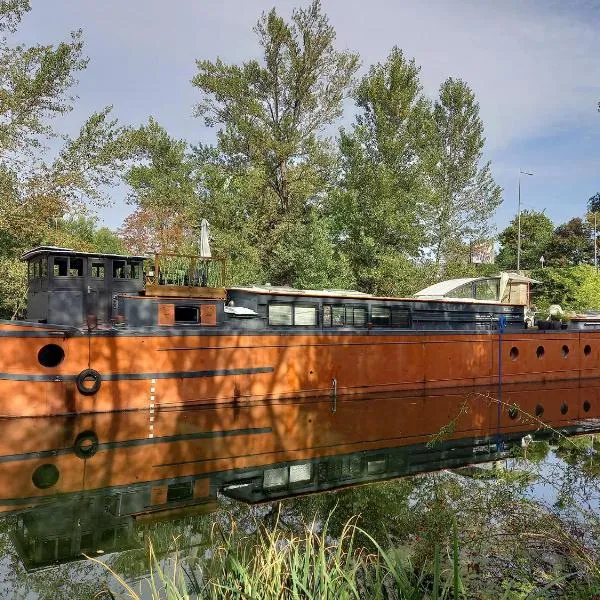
xmin=113 ymin=259 xmax=142 ymax=279
xmin=174 ymin=305 xmax=199 ymax=323
xmin=90 ymin=261 xmax=105 ymax=279
xmin=53 ymin=256 xmax=69 ymax=277
xmin=268 ymin=303 xmax=317 ymax=326
xmin=69 ymin=257 xmax=84 ymax=277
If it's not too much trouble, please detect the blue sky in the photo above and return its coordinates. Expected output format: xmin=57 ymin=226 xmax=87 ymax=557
xmin=18 ymin=0 xmax=600 ymax=234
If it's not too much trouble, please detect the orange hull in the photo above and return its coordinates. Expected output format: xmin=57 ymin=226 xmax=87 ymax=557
xmin=0 ymin=322 xmax=599 ymax=416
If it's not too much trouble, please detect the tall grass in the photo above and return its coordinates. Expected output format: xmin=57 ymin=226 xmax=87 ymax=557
xmin=94 ymin=512 xmax=464 ymax=600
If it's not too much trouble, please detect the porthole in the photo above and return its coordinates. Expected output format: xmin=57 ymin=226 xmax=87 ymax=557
xmin=509 ymin=347 xmax=519 ymax=361
xmin=508 ymin=405 xmax=519 ymax=420
xmin=584 ymin=345 xmax=592 ymax=356
xmin=561 ymin=345 xmax=569 ymax=359
xmin=560 ymin=403 xmax=568 ymax=415
xmin=584 ymin=401 xmax=591 ymax=413
xmin=536 ymin=345 xmax=545 ymax=359
xmin=32 ymin=464 xmax=59 ymax=489
xmin=37 ymin=344 xmax=64 ymax=368
xmin=535 ymin=404 xmax=544 ymax=417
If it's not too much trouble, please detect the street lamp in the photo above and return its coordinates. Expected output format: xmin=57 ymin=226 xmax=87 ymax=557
xmin=517 ymin=170 xmax=534 ymax=273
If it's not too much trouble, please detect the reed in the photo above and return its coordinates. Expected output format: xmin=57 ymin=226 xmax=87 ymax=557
xmin=94 ymin=513 xmax=464 ymax=600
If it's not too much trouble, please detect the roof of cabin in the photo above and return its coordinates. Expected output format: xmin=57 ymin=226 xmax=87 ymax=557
xmin=21 ymin=246 xmax=146 ymax=261
xmin=415 ymin=273 xmax=539 ymax=298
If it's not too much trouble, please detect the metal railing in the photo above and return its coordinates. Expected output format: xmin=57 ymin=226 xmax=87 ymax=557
xmin=147 ymin=253 xmax=226 ymax=288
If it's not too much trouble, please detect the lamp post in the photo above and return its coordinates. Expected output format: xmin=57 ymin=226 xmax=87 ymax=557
xmin=517 ymin=170 xmax=534 ymax=273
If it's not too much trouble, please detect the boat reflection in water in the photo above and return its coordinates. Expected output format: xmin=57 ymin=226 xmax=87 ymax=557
xmin=5 ymin=380 xmax=600 ymax=569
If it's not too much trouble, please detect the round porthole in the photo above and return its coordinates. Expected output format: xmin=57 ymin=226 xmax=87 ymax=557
xmin=37 ymin=344 xmax=64 ymax=368
xmin=535 ymin=404 xmax=544 ymax=417
xmin=508 ymin=405 xmax=519 ymax=420
xmin=584 ymin=401 xmax=591 ymax=413
xmin=510 ymin=347 xmax=519 ymax=361
xmin=73 ymin=430 xmax=99 ymax=459
xmin=562 ymin=345 xmax=569 ymax=359
xmin=560 ymin=403 xmax=568 ymax=415
xmin=32 ymin=464 xmax=59 ymax=489
xmin=536 ymin=345 xmax=545 ymax=359
xmin=584 ymin=345 xmax=592 ymax=356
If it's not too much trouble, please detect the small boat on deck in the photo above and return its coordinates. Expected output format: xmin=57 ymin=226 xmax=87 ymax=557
xmin=1 ymin=245 xmax=599 ymax=418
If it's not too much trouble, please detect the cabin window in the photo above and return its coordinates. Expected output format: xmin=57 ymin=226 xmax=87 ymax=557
xmin=69 ymin=257 xmax=84 ymax=277
xmin=174 ymin=305 xmax=199 ymax=323
xmin=91 ymin=262 xmax=105 ymax=279
xmin=371 ymin=306 xmax=391 ymax=327
xmin=33 ymin=260 xmax=40 ymax=278
xmin=53 ymin=257 xmax=69 ymax=277
xmin=166 ymin=481 xmax=193 ymax=502
xmin=41 ymin=257 xmax=48 ymax=277
xmin=391 ymin=308 xmax=411 ymax=328
xmin=352 ymin=307 xmax=367 ymax=326
xmin=268 ymin=303 xmax=317 ymax=326
xmin=295 ymin=305 xmax=317 ymax=326
xmin=27 ymin=262 xmax=33 ymax=280
xmin=269 ymin=304 xmax=293 ymax=326
xmin=323 ymin=305 xmax=368 ymax=327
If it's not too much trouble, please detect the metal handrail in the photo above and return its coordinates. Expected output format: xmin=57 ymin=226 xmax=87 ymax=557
xmin=148 ymin=253 xmax=226 ymax=288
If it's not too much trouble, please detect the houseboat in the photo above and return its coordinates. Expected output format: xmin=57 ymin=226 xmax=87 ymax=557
xmin=2 ymin=245 xmax=600 ymax=419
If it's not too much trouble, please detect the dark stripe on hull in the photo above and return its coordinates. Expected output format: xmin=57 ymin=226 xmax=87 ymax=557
xmin=0 ymin=366 xmax=274 ymax=382
xmin=0 ymin=426 xmax=272 ymax=463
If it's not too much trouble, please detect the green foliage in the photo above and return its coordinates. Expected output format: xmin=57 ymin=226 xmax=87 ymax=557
xmin=531 ymin=264 xmax=600 ymax=312
xmin=497 ymin=210 xmax=554 ymax=270
xmin=425 ymin=78 xmax=502 ymax=266
xmin=331 ymin=47 xmax=431 ymax=294
xmin=544 ymin=217 xmax=594 ymax=266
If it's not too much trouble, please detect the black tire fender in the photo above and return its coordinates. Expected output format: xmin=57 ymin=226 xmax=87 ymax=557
xmin=76 ymin=368 xmax=102 ymax=396
xmin=73 ymin=430 xmax=99 ymax=459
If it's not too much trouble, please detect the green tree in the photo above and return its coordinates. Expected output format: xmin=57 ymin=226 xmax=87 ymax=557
xmin=0 ymin=1 xmax=131 ymax=317
xmin=191 ymin=0 xmax=358 ymax=287
xmin=425 ymin=78 xmax=502 ymax=267
xmin=531 ymin=265 xmax=600 ymax=312
xmin=545 ymin=217 xmax=593 ymax=266
xmin=496 ymin=209 xmax=554 ymax=270
xmin=330 ymin=47 xmax=432 ymax=294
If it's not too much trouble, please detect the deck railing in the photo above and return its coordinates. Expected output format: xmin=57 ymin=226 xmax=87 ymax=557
xmin=146 ymin=253 xmax=226 ymax=289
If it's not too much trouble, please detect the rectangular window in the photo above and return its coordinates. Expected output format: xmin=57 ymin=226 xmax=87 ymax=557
xmin=351 ymin=307 xmax=367 ymax=327
xmin=28 ymin=262 xmax=34 ymax=280
xmin=53 ymin=256 xmax=68 ymax=277
xmin=69 ymin=257 xmax=84 ymax=277
xmin=34 ymin=260 xmax=40 ymax=278
xmin=269 ymin=304 xmax=293 ymax=326
xmin=391 ymin=308 xmax=411 ymax=328
xmin=294 ymin=305 xmax=317 ymax=326
xmin=371 ymin=306 xmax=391 ymax=327
xmin=331 ymin=305 xmax=345 ymax=326
xmin=167 ymin=481 xmax=193 ymax=502
xmin=113 ymin=260 xmax=127 ymax=279
xmin=41 ymin=257 xmax=48 ymax=277
xmin=323 ymin=305 xmax=332 ymax=327
xmin=129 ymin=260 xmax=141 ymax=280
xmin=174 ymin=305 xmax=199 ymax=323
xmin=91 ymin=262 xmax=105 ymax=279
